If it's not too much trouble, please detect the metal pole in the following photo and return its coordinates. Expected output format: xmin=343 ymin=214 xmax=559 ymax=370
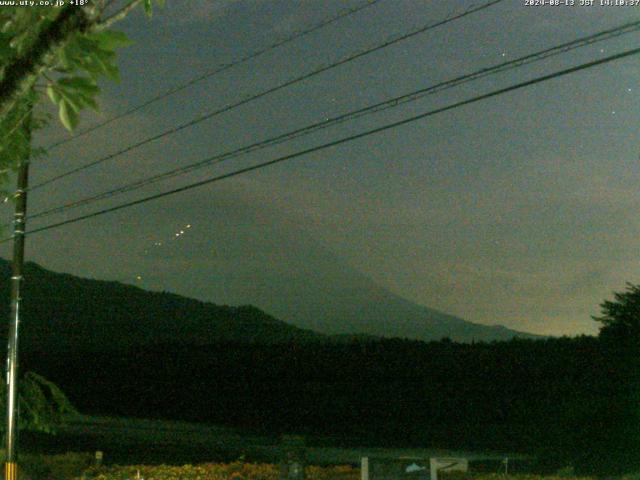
xmin=5 ymin=115 xmax=30 ymax=480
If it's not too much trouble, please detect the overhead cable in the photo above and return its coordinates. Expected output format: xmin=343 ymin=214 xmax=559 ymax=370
xmin=8 ymin=45 xmax=638 ymax=243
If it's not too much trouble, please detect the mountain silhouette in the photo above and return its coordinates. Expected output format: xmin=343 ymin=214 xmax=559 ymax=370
xmin=0 ymin=255 xmax=538 ymax=349
xmin=120 ymin=223 xmax=540 ymax=342
xmin=0 ymin=259 xmax=322 ymax=352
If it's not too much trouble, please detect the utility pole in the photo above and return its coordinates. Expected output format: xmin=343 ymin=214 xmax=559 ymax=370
xmin=5 ymin=104 xmax=31 ymax=480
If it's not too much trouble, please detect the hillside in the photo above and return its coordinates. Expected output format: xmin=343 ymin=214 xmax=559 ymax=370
xmin=0 ymin=257 xmax=539 ymax=348
xmin=157 ymin=244 xmax=542 ymax=342
xmin=0 ymin=259 xmax=323 ymax=352
xmin=0 ymin=259 xmax=631 ymax=474
xmin=253 ymin=267 xmax=541 ymax=342
xmin=82 ymin=224 xmax=541 ymax=343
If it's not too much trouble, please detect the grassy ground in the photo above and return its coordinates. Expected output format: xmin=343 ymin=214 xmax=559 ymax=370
xmin=78 ymin=462 xmax=359 ymax=480
xmin=48 ymin=415 xmax=527 ymax=466
xmin=13 ymin=415 xmax=547 ymax=479
xmin=75 ymin=464 xmax=600 ymax=480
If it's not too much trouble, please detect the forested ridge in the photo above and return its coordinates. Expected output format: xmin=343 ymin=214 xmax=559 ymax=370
xmin=0 ymin=260 xmax=637 ymax=474
xmin=24 ymin=335 xmax=639 ymax=475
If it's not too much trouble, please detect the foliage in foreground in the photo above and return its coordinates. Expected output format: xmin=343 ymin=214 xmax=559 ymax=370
xmin=78 ymin=462 xmax=358 ymax=480
xmin=0 ymin=451 xmax=93 ymax=480
xmin=0 ymin=371 xmax=78 ymax=433
xmin=0 ymin=0 xmax=165 ymax=194
xmin=594 ymin=282 xmax=640 ymax=344
xmin=443 ymin=476 xmax=595 ymax=480
xmin=75 ymin=463 xmax=613 ymax=480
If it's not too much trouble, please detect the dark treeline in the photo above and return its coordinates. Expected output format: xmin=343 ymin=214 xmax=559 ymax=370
xmin=2 ymin=261 xmax=638 ymax=474
xmin=23 ymin=335 xmax=639 ymax=475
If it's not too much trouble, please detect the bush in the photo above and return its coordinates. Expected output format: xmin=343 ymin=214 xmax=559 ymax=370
xmin=77 ymin=462 xmax=359 ymax=480
xmin=76 ymin=464 xmax=602 ymax=480
xmin=441 ymin=475 xmax=594 ymax=480
xmin=38 ymin=452 xmax=95 ymax=480
xmin=0 ymin=450 xmax=93 ymax=480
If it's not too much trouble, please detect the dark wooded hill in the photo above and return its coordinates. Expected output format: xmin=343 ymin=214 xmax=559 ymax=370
xmin=0 ymin=259 xmax=538 ymax=349
xmin=0 ymin=259 xmax=323 ymax=351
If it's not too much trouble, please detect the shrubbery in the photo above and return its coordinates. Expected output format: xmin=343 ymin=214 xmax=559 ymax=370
xmin=1 ymin=451 xmax=94 ymax=480
xmin=5 ymin=457 xmax=630 ymax=480
xmin=78 ymin=462 xmax=358 ymax=480
xmin=75 ymin=463 xmax=606 ymax=480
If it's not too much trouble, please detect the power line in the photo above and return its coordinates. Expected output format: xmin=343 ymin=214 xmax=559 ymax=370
xmin=30 ymin=0 xmax=505 ymax=192
xmin=43 ymin=0 xmax=384 ymax=152
xmin=26 ymin=19 xmax=640 ymax=222
xmin=9 ymin=45 xmax=638 ymax=243
xmin=1 ymin=0 xmax=383 ymax=157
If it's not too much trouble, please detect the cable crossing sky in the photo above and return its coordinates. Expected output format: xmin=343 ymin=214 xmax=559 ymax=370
xmin=25 ymin=18 xmax=640 ymax=223
xmin=5 ymin=45 xmax=637 ymax=244
xmin=43 ymin=0 xmax=384 ymax=152
xmin=30 ymin=0 xmax=505 ymax=192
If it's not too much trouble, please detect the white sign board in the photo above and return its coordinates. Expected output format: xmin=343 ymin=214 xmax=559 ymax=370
xmin=429 ymin=457 xmax=468 ymax=480
xmin=361 ymin=456 xmax=469 ymax=480
xmin=361 ymin=457 xmax=430 ymax=480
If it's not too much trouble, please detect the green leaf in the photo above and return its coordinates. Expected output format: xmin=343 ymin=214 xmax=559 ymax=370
xmin=59 ymin=100 xmax=79 ymax=131
xmin=0 ymin=19 xmax=13 ymax=34
xmin=57 ymin=88 xmax=81 ymax=113
xmin=93 ymin=53 xmax=120 ymax=82
xmin=46 ymin=84 xmax=60 ymax=105
xmin=90 ymin=30 xmax=133 ymax=51
xmin=81 ymin=95 xmax=99 ymax=112
xmin=52 ymin=77 xmax=101 ymax=113
xmin=0 ymin=31 xmax=13 ymax=59
xmin=58 ymin=76 xmax=99 ymax=96
xmin=104 ymin=63 xmax=120 ymax=82
xmin=77 ymin=56 xmax=103 ymax=80
xmin=144 ymin=0 xmax=153 ymax=17
xmin=56 ymin=44 xmax=73 ymax=70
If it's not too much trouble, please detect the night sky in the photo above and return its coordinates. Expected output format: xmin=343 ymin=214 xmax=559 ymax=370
xmin=2 ymin=0 xmax=638 ymax=337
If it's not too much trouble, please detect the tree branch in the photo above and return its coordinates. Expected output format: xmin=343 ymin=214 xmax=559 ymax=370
xmin=1 ymin=106 xmax=34 ymax=145
xmin=0 ymin=5 xmax=91 ymax=119
xmin=96 ymin=0 xmax=144 ymax=30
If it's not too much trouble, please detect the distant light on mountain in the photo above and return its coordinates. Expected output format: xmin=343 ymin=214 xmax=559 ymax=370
xmin=130 ymin=224 xmax=542 ymax=343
